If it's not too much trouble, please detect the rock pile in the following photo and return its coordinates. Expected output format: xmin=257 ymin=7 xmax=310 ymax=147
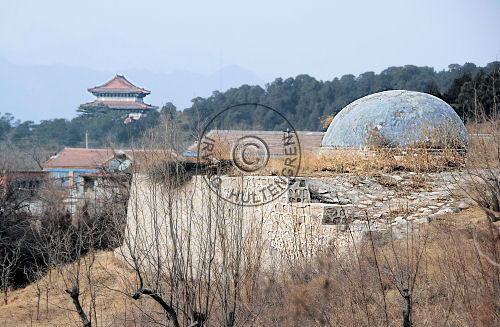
xmin=307 ymin=171 xmax=471 ymax=227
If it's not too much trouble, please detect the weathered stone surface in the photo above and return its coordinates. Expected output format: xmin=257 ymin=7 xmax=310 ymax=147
xmin=308 ymin=170 xmax=465 ymax=222
xmin=412 ymin=217 xmax=431 ymax=224
xmin=394 ymin=216 xmax=406 ymax=224
xmin=457 ymin=200 xmax=471 ymax=209
xmin=321 ymin=90 xmax=468 ymax=148
xmin=122 ymin=170 xmax=471 ymax=267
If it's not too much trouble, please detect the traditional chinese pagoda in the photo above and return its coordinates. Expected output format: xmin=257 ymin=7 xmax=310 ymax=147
xmin=79 ymin=75 xmax=158 ymax=115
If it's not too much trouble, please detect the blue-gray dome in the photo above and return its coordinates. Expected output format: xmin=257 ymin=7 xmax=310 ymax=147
xmin=321 ymin=90 xmax=468 ymax=148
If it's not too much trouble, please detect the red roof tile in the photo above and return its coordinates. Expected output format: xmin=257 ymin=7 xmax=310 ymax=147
xmin=43 ymin=148 xmax=177 ymax=170
xmin=43 ymin=148 xmax=121 ymax=169
xmin=88 ymin=75 xmax=151 ymax=94
xmin=187 ymin=130 xmax=324 ymax=157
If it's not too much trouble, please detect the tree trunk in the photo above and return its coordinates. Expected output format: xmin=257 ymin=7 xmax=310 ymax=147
xmin=3 ymin=272 xmax=8 ymax=305
xmin=36 ymin=286 xmax=40 ymax=320
xmin=402 ymin=288 xmax=411 ymax=327
xmin=133 ymin=288 xmax=180 ymax=327
xmin=66 ymin=286 xmax=91 ymax=327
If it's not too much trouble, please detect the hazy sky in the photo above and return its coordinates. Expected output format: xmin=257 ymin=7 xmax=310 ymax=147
xmin=1 ymin=0 xmax=499 ymax=80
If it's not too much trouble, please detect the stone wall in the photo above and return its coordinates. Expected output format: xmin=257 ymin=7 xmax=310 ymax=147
xmin=118 ymin=174 xmax=356 ymax=268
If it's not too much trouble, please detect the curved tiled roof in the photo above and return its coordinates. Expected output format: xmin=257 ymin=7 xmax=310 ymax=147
xmin=88 ymin=75 xmax=151 ymax=94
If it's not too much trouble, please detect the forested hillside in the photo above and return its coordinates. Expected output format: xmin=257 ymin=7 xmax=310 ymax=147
xmin=183 ymin=62 xmax=499 ymax=131
xmin=0 ymin=62 xmax=498 ymax=157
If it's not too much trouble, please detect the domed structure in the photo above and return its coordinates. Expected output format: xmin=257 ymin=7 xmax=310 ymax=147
xmin=321 ymin=90 xmax=468 ymax=148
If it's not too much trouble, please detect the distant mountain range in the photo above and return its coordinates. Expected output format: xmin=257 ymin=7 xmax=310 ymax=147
xmin=0 ymin=58 xmax=263 ymax=122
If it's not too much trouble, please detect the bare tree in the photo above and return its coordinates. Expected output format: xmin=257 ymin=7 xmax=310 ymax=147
xmin=384 ymin=225 xmax=428 ymax=327
xmin=0 ymin=171 xmax=33 ymax=305
xmin=0 ymin=239 xmax=21 ymax=304
xmin=113 ymin=116 xmax=263 ymax=327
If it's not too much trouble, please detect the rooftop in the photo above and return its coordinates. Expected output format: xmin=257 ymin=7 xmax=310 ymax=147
xmin=43 ymin=148 xmax=124 ymax=169
xmin=43 ymin=148 xmax=177 ymax=170
xmin=88 ymin=75 xmax=151 ymax=94
xmin=186 ymin=130 xmax=324 ymax=157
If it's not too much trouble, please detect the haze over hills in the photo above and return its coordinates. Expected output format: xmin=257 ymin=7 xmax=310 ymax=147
xmin=0 ymin=58 xmax=263 ymax=122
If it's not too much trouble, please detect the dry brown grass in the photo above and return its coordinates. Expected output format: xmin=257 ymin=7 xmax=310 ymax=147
xmin=259 ymin=148 xmax=464 ymax=178
xmin=466 ymin=134 xmax=500 ymax=169
xmin=0 ymin=251 xmax=156 ymax=327
xmin=1 ymin=208 xmax=497 ymax=327
xmin=462 ymin=120 xmax=500 ymax=169
xmin=459 ymin=119 xmax=500 ymax=223
xmin=255 ymin=120 xmax=499 ymax=179
xmin=249 ymin=209 xmax=499 ymax=327
xmin=466 ymin=120 xmax=500 ymax=135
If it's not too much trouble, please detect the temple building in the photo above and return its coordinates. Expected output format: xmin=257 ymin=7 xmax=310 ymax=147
xmin=79 ymin=75 xmax=158 ymax=115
